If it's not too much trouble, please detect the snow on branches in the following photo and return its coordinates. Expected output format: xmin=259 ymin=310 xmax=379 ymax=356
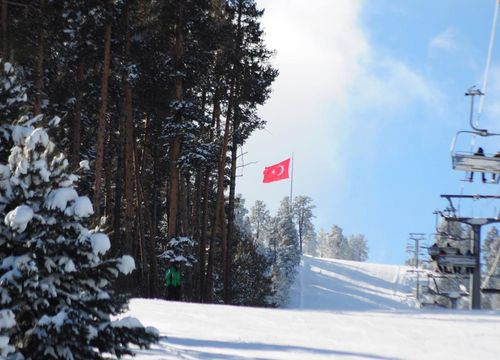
xmin=0 ymin=61 xmax=157 ymax=359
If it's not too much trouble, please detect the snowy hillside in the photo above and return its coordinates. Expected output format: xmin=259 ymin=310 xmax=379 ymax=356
xmin=127 ymin=256 xmax=500 ymax=359
xmin=287 ymin=255 xmax=415 ymax=310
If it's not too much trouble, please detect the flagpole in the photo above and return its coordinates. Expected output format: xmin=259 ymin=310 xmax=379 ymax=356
xmin=289 ymin=152 xmax=294 ymax=210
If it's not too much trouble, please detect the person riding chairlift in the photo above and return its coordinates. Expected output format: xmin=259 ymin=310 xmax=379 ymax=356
xmin=468 ymin=147 xmax=486 ymax=183
xmin=491 ymin=151 xmax=500 ymax=183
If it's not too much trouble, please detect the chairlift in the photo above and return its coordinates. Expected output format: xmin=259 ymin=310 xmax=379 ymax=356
xmin=437 ymin=255 xmax=475 ymax=268
xmin=427 ymin=245 xmax=459 ymax=257
xmin=450 ymin=88 xmax=500 ymax=176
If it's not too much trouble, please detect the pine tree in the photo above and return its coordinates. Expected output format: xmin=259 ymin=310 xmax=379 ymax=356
xmin=231 ymin=197 xmax=273 ymax=306
xmin=270 ymin=197 xmax=300 ymax=306
xmin=303 ymin=228 xmax=318 ymax=257
xmin=347 ymin=234 xmax=369 ymax=261
xmin=316 ymin=228 xmax=328 ymax=258
xmin=249 ymin=200 xmax=271 ymax=246
xmin=317 ymin=225 xmax=349 ymax=259
xmin=482 ymin=227 xmax=500 ymax=309
xmin=292 ymin=195 xmax=316 ymax=255
xmin=0 ymin=76 xmax=157 ymax=358
xmin=435 ymin=220 xmax=470 ymax=253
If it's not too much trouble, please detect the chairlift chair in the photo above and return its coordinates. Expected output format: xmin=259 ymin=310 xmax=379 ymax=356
xmin=427 ymin=245 xmax=460 ymax=257
xmin=437 ymin=255 xmax=476 ymax=268
xmin=450 ymin=87 xmax=500 ymax=176
xmin=451 ymin=132 xmax=500 ymax=174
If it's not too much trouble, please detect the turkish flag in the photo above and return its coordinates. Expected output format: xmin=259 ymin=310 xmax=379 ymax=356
xmin=263 ymin=158 xmax=291 ymax=183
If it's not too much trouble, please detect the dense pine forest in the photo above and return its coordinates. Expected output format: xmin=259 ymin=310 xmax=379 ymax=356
xmin=1 ymin=0 xmax=279 ymax=303
xmin=0 ymin=0 xmax=369 ymax=309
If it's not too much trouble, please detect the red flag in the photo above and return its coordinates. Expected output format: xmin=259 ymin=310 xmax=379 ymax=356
xmin=263 ymin=158 xmax=291 ymax=183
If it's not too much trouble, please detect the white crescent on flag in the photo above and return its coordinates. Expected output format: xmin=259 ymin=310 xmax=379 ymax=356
xmin=263 ymin=158 xmax=291 ymax=183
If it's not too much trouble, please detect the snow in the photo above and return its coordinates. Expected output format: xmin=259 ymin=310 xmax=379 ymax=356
xmin=125 ymin=256 xmax=500 ymax=360
xmin=0 ymin=336 xmax=14 ymax=358
xmin=60 ymin=258 xmax=76 ymax=273
xmin=3 ymin=62 xmax=12 ymax=74
xmin=90 ymin=233 xmax=110 ymax=255
xmin=0 ymin=164 xmax=10 ymax=180
xmin=4 ymin=204 xmax=33 ymax=233
xmin=79 ymin=160 xmax=90 ymax=170
xmin=45 ymin=187 xmax=78 ymax=212
xmin=0 ymin=310 xmax=15 ymax=329
xmin=286 ymin=256 xmax=414 ymax=310
xmin=59 ymin=174 xmax=79 ymax=187
xmin=71 ymin=196 xmax=93 ymax=218
xmin=11 ymin=125 xmax=33 ymax=145
xmin=38 ymin=310 xmax=67 ymax=331
xmin=49 ymin=116 xmax=61 ymax=127
xmin=118 ymin=255 xmax=135 ymax=275
xmin=174 ymin=255 xmax=187 ymax=262
xmin=111 ymin=316 xmax=144 ymax=329
xmin=25 ymin=128 xmax=49 ymax=150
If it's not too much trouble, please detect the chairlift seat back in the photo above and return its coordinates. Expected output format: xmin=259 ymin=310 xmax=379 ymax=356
xmin=452 ymin=153 xmax=500 ymax=174
xmin=438 ymin=255 xmax=476 ymax=267
xmin=428 ymin=246 xmax=459 ymax=257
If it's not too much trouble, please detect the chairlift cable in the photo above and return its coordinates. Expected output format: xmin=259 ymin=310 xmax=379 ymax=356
xmin=476 ymin=0 xmax=500 ymax=126
xmin=468 ymin=0 xmax=500 ymax=152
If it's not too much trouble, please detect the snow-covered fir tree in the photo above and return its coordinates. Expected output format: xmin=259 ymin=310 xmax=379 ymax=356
xmin=317 ymin=225 xmax=348 ymax=259
xmin=346 ymin=234 xmax=369 ymax=262
xmin=292 ymin=195 xmax=316 ymax=255
xmin=231 ymin=198 xmax=273 ymax=306
xmin=316 ymin=229 xmax=328 ymax=258
xmin=0 ymin=62 xmax=29 ymax=161
xmin=0 ymin=64 xmax=157 ymax=359
xmin=303 ymin=229 xmax=319 ymax=257
xmin=249 ymin=200 xmax=271 ymax=246
xmin=482 ymin=227 xmax=500 ymax=309
xmin=269 ymin=197 xmax=300 ymax=306
xmin=157 ymin=216 xmax=197 ymax=301
xmin=316 ymin=225 xmax=368 ymax=262
xmin=435 ymin=220 xmax=470 ymax=253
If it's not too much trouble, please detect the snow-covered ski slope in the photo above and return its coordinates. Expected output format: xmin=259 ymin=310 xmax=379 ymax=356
xmin=129 ymin=256 xmax=500 ymax=360
xmin=287 ymin=256 xmax=415 ymax=310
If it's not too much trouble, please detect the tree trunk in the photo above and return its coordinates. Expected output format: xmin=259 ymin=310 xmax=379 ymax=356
xmin=104 ymin=130 xmax=114 ymax=220
xmin=221 ymin=78 xmax=237 ymax=303
xmin=199 ymin=167 xmax=210 ymax=302
xmin=225 ymin=120 xmax=238 ymax=304
xmin=123 ymin=9 xmax=135 ymax=256
xmin=70 ymin=61 xmax=84 ymax=164
xmin=151 ymin=139 xmax=161 ymax=295
xmin=93 ymin=23 xmax=112 ymax=218
xmin=167 ymin=4 xmax=185 ymax=240
xmin=34 ymin=0 xmax=46 ymax=115
xmin=1 ymin=1 xmax=7 ymax=58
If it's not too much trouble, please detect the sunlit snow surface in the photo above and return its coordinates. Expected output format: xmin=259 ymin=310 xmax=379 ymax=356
xmin=127 ymin=256 xmax=500 ymax=359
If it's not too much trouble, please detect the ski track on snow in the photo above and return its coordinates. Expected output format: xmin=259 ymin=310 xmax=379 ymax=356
xmin=127 ymin=256 xmax=500 ymax=360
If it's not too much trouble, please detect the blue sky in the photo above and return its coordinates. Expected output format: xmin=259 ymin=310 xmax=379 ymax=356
xmin=236 ymin=0 xmax=500 ymax=265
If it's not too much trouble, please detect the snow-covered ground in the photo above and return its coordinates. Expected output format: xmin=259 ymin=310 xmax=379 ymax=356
xmin=128 ymin=256 xmax=500 ymax=359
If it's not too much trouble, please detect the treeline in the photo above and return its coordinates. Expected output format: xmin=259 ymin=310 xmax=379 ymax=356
xmin=249 ymin=195 xmax=369 ymax=263
xmin=0 ymin=0 xmax=277 ymax=303
xmin=235 ymin=195 xmax=369 ymax=305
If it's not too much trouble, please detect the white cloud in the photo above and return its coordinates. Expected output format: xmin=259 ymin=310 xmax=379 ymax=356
xmin=352 ymin=57 xmax=441 ymax=118
xmin=477 ymin=65 xmax=500 ymax=130
xmin=429 ymin=27 xmax=458 ymax=51
xmin=237 ymin=0 xmax=440 ymax=216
